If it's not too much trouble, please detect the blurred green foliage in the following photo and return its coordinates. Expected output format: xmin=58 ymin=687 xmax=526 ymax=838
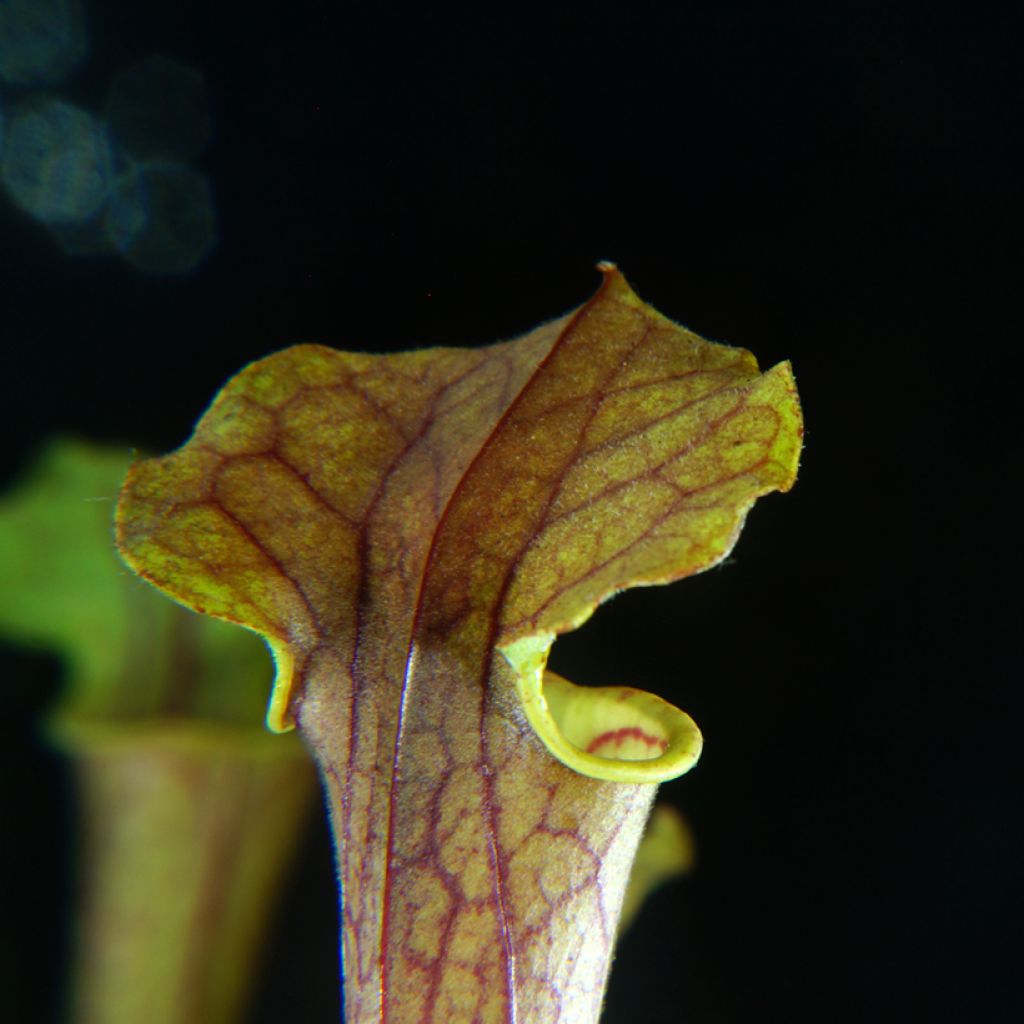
xmin=0 ymin=437 xmax=273 ymax=725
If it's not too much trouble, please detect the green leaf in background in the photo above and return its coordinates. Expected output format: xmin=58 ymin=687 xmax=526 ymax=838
xmin=0 ymin=436 xmax=272 ymax=724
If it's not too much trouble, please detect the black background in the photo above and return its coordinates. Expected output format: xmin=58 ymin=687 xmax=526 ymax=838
xmin=2 ymin=2 xmax=1020 ymax=1022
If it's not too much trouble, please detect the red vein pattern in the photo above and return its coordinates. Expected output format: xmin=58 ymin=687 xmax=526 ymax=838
xmin=117 ymin=267 xmax=802 ymax=1023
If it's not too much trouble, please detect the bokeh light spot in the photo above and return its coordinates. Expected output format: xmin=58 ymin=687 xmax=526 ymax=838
xmin=0 ymin=0 xmax=87 ymax=86
xmin=105 ymin=55 xmax=212 ymax=162
xmin=105 ymin=161 xmax=217 ymax=275
xmin=1 ymin=98 xmax=113 ymax=224
xmin=48 ymin=215 xmax=116 ymax=258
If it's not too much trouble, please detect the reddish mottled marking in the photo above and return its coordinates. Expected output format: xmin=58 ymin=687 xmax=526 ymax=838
xmin=585 ymin=726 xmax=669 ymax=755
